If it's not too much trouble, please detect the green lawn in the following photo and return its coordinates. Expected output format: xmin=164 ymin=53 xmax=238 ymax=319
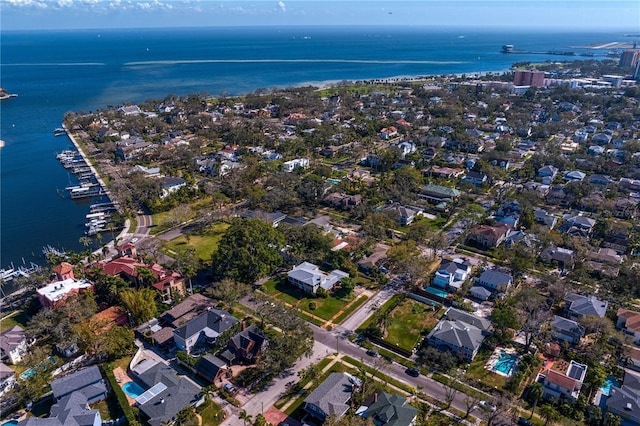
xmin=164 ymin=222 xmax=230 ymax=261
xmin=197 ymin=400 xmax=224 ymax=425
xmin=265 ymin=277 xmax=352 ymax=321
xmin=0 ymin=311 xmax=30 ymax=333
xmin=465 ymin=348 xmax=508 ymax=389
xmin=384 ymin=299 xmax=441 ymax=352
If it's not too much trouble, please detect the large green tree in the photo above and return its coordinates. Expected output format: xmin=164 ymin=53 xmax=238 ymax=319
xmin=120 ymin=288 xmax=157 ymax=324
xmin=212 ymin=218 xmax=285 ymax=283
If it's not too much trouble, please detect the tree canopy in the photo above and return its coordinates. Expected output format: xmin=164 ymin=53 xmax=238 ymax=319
xmin=212 ymin=218 xmax=286 ymax=283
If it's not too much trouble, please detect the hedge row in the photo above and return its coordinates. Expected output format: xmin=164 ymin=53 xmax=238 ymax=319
xmin=101 ymin=364 xmax=140 ymax=426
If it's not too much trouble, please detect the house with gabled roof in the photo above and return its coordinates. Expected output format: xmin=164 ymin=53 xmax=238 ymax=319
xmin=287 ymin=262 xmax=349 ymax=295
xmin=225 ymin=324 xmax=268 ymax=365
xmin=432 ymin=258 xmax=472 ymax=291
xmin=551 ymin=315 xmax=584 ymax=345
xmin=173 ymin=308 xmax=239 ymax=354
xmin=303 ymin=372 xmax=354 ymax=422
xmin=19 ymin=391 xmax=102 ymax=426
xmin=427 ymin=307 xmax=490 ymax=361
xmin=617 ymin=309 xmax=640 ymax=345
xmin=0 ymin=326 xmax=29 ymax=364
xmin=132 ymin=361 xmax=201 ymax=426
xmin=466 ymin=223 xmax=511 ymax=249
xmin=565 ymin=293 xmax=608 ymax=320
xmin=194 ymin=354 xmax=228 ymax=384
xmin=606 ymin=369 xmax=640 ymax=424
xmin=476 ymin=269 xmax=513 ymax=293
xmin=539 ymin=360 xmax=587 ymax=401
xmin=359 ymin=392 xmax=418 ymax=426
xmin=50 ymin=365 xmax=107 ymax=404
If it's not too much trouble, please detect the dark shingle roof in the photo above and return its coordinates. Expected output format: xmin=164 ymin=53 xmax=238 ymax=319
xmin=195 ymin=355 xmax=227 ymax=382
xmin=363 ymin=392 xmax=418 ymax=426
xmin=50 ymin=366 xmax=104 ymax=400
xmin=304 ymin=372 xmax=352 ymax=419
xmin=173 ymin=308 xmax=238 ymax=341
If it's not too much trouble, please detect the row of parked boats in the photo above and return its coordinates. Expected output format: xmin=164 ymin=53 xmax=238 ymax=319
xmin=56 ymin=150 xmax=105 ymax=199
xmin=85 ymin=202 xmax=119 ymax=236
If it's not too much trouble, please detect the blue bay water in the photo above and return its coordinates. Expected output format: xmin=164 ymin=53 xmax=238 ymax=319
xmin=0 ymin=26 xmax=622 ymax=267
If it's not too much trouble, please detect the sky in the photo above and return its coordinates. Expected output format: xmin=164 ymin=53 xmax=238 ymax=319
xmin=1 ymin=0 xmax=639 ymax=31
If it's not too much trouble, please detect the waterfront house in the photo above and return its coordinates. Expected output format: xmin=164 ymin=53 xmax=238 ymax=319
xmin=37 ymin=278 xmax=93 ymax=309
xmin=303 ymin=372 xmax=354 ymax=422
xmin=539 ymin=360 xmax=587 ymax=401
xmin=0 ymin=326 xmax=29 ymax=364
xmin=606 ymin=369 xmax=640 ymax=424
xmin=551 ymin=316 xmax=585 ymax=345
xmin=173 ymin=308 xmax=238 ymax=354
xmin=287 ymin=262 xmax=349 ymax=295
xmin=565 ymin=293 xmax=608 ymax=320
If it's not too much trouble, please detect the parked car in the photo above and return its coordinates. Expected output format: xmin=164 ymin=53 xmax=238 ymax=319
xmin=405 ymin=367 xmax=420 ymax=377
xmin=517 ymin=417 xmax=531 ymax=426
xmin=366 ymin=349 xmax=379 ymax=357
xmin=479 ymin=400 xmax=496 ymax=411
xmin=223 ymin=383 xmax=238 ymax=394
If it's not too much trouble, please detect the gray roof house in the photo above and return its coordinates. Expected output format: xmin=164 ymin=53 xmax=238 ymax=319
xmin=19 ymin=392 xmax=101 ymax=426
xmin=470 ymin=286 xmax=492 ymax=301
xmin=0 ymin=325 xmax=28 ymax=364
xmin=476 ymin=269 xmax=513 ymax=292
xmin=173 ymin=308 xmax=239 ymax=354
xmin=534 ymin=209 xmax=559 ymax=229
xmin=606 ymin=369 xmax=640 ymax=424
xmin=303 ymin=372 xmax=354 ymax=422
xmin=442 ymin=307 xmax=492 ymax=332
xmin=288 ymin=262 xmax=349 ymax=295
xmin=565 ymin=293 xmax=608 ymax=320
xmin=551 ymin=315 xmax=585 ymax=345
xmin=360 ymin=392 xmax=418 ymax=426
xmin=194 ymin=354 xmax=228 ymax=384
xmin=132 ymin=361 xmax=201 ymax=426
xmin=426 ymin=319 xmax=485 ymax=361
xmin=50 ymin=365 xmax=107 ymax=404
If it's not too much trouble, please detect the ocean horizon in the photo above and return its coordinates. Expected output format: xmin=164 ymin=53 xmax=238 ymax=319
xmin=0 ymin=26 xmax=626 ymax=268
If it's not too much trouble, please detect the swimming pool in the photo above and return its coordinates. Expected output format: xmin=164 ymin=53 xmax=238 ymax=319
xmin=601 ymin=376 xmax=620 ymax=396
xmin=122 ymin=381 xmax=145 ymax=399
xmin=424 ymin=286 xmax=449 ymax=299
xmin=20 ymin=356 xmax=56 ymax=380
xmin=492 ymin=350 xmax=518 ymax=376
xmin=2 ymin=420 xmax=18 ymax=426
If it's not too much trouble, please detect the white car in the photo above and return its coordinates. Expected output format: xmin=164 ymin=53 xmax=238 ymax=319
xmin=130 ymin=237 xmax=139 ymax=243
xmin=480 ymin=400 xmax=496 ymax=411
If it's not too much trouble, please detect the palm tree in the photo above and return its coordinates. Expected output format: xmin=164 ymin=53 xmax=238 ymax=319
xmin=529 ymin=382 xmax=543 ymax=418
xmin=239 ymin=410 xmax=252 ymax=426
xmin=540 ymin=405 xmax=559 ymax=426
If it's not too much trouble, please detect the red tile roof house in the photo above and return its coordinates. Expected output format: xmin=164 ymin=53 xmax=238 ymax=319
xmin=99 ymin=256 xmax=185 ymax=303
xmin=37 ymin=262 xmax=93 ymax=308
xmin=538 ymin=360 xmax=588 ymax=401
xmin=617 ymin=309 xmax=640 ymax=345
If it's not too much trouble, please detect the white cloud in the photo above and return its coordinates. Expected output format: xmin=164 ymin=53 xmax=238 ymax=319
xmin=278 ymin=1 xmax=286 ymax=12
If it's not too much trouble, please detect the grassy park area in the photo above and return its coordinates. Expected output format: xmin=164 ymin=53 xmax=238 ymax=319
xmin=164 ymin=222 xmax=230 ymax=261
xmin=383 ymin=299 xmax=443 ymax=352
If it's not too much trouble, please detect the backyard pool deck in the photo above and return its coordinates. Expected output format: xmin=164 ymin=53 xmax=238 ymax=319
xmin=485 ymin=347 xmax=519 ymax=377
xmin=113 ymin=366 xmax=137 ymax=406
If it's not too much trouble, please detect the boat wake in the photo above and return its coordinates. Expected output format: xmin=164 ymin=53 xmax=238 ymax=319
xmin=125 ymin=58 xmax=468 ymax=66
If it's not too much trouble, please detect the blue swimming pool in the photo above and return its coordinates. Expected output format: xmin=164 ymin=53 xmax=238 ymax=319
xmin=2 ymin=420 xmax=18 ymax=426
xmin=20 ymin=356 xmax=56 ymax=380
xmin=492 ymin=350 xmax=518 ymax=376
xmin=122 ymin=381 xmax=145 ymax=399
xmin=601 ymin=376 xmax=620 ymax=396
xmin=424 ymin=286 xmax=449 ymax=299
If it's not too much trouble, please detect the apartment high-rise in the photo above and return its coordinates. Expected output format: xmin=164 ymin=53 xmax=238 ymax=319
xmin=513 ymin=69 xmax=546 ymax=88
